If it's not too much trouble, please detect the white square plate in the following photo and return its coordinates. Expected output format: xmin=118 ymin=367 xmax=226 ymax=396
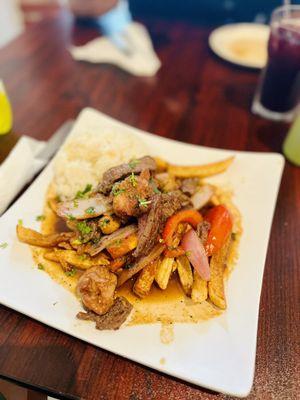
xmin=0 ymin=108 xmax=284 ymax=397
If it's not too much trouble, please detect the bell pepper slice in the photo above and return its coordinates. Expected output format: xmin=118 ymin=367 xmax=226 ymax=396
xmin=204 ymin=205 xmax=233 ymax=256
xmin=162 ymin=209 xmax=203 ymax=254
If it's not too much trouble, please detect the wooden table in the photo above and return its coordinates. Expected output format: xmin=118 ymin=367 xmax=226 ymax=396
xmin=0 ymin=11 xmax=299 ymax=400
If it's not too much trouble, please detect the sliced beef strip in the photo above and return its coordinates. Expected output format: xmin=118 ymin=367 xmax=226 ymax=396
xmin=197 ymin=220 xmax=211 ymax=243
xmin=133 ymin=191 xmax=185 ymax=258
xmin=98 ymin=156 xmax=157 ymax=194
xmin=77 ymin=296 xmax=133 ymax=330
xmin=180 ymin=178 xmax=199 ymax=196
xmin=167 ymin=190 xmax=192 ymax=209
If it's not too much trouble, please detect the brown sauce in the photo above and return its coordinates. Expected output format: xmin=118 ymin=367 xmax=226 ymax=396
xmin=117 ymin=275 xmax=186 ymax=306
xmin=37 ymin=183 xmax=242 ymax=330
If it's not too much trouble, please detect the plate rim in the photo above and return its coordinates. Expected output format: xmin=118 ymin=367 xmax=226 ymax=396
xmin=208 ymin=22 xmax=270 ymax=69
xmin=0 ymin=108 xmax=285 ymax=398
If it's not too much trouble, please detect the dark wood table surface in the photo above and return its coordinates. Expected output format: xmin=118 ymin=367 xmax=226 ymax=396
xmin=0 ymin=10 xmax=299 ymax=400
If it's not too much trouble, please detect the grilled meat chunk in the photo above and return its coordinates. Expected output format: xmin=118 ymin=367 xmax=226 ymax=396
xmin=76 ymin=266 xmax=117 ymax=315
xmin=98 ymin=156 xmax=156 ymax=194
xmin=77 ymin=296 xmax=132 ymax=330
xmin=112 ymin=170 xmax=154 ymax=217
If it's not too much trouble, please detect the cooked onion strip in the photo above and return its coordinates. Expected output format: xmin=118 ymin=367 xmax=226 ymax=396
xmin=117 ymin=244 xmax=165 ymax=287
xmin=86 ymin=224 xmax=137 ymax=256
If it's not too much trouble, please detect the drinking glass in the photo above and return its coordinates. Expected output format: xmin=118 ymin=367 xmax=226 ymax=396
xmin=252 ymin=5 xmax=300 ymax=121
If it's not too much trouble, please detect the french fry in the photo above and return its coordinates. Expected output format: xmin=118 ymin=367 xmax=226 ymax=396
xmin=99 ymin=214 xmax=121 ymax=235
xmin=59 ymin=258 xmax=72 ymax=272
xmin=44 ymin=249 xmax=109 ymax=269
xmin=191 ymin=271 xmax=208 ymax=303
xmin=107 ymin=233 xmax=138 ymax=259
xmin=109 ymin=256 xmax=127 ymax=272
xmin=155 ymin=257 xmax=174 ymax=290
xmin=168 ymin=156 xmax=234 ymax=178
xmin=133 ymin=259 xmax=159 ymax=298
xmin=208 ymin=236 xmax=231 ymax=309
xmin=172 ymin=261 xmax=177 ymax=273
xmin=154 ymin=157 xmax=169 ymax=172
xmin=16 ymin=225 xmax=74 ymax=248
xmin=58 ymin=241 xmax=73 ymax=250
xmin=176 ymin=256 xmax=193 ymax=295
xmin=44 ymin=251 xmax=59 ymax=262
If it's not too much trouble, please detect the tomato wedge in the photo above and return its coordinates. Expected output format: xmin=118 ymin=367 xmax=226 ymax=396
xmin=162 ymin=209 xmax=203 ymax=254
xmin=204 ymin=205 xmax=233 ymax=256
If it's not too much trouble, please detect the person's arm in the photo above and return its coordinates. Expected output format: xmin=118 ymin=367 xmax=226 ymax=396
xmin=69 ymin=0 xmax=118 ymax=17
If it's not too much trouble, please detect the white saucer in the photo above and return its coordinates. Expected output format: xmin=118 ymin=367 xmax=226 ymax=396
xmin=209 ymin=23 xmax=270 ymax=69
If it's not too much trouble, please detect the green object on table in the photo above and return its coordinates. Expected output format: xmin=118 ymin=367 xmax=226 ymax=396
xmin=0 ymin=392 xmax=7 ymax=400
xmin=283 ymin=114 xmax=300 ymax=166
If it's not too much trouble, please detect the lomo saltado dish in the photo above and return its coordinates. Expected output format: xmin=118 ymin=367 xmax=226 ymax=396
xmin=17 ymin=154 xmax=241 ymax=330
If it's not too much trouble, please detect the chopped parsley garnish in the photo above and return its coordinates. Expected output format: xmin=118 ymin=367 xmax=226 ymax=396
xmin=100 ymin=217 xmax=110 ymax=227
xmin=67 ymin=214 xmax=76 ymax=221
xmin=73 ymin=199 xmax=79 ymax=208
xmin=112 ymin=184 xmax=125 ymax=197
xmin=18 ymin=219 xmax=23 ymax=226
xmin=76 ymin=221 xmax=92 ymax=236
xmin=79 ymin=254 xmax=87 ymax=261
xmin=36 ymin=215 xmax=45 ymax=221
xmin=75 ymin=184 xmax=92 ymax=199
xmin=85 ymin=207 xmax=95 ymax=215
xmin=138 ymin=198 xmax=152 ymax=208
xmin=37 ymin=263 xmax=44 ymax=270
xmin=113 ymin=239 xmax=123 ymax=247
xmin=129 ymin=172 xmax=137 ymax=187
xmin=158 ymin=238 xmax=165 ymax=244
xmin=55 ymin=195 xmax=62 ymax=202
xmin=129 ymin=159 xmax=139 ymax=169
xmin=149 ymin=177 xmax=161 ymax=194
xmin=124 ymin=264 xmax=134 ymax=270
xmin=65 ymin=268 xmax=76 ymax=277
xmin=185 ymin=251 xmax=192 ymax=257
xmin=0 ymin=242 xmax=8 ymax=249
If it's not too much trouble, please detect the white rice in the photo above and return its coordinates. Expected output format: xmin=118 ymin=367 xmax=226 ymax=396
xmin=53 ymin=127 xmax=148 ymax=199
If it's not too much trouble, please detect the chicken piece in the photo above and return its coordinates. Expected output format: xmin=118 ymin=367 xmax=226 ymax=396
xmin=98 ymin=156 xmax=157 ymax=194
xmin=76 ymin=266 xmax=117 ymax=315
xmin=112 ymin=170 xmax=154 ymax=217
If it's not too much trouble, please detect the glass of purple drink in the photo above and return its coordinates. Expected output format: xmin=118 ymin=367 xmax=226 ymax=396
xmin=252 ymin=5 xmax=300 ymax=121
